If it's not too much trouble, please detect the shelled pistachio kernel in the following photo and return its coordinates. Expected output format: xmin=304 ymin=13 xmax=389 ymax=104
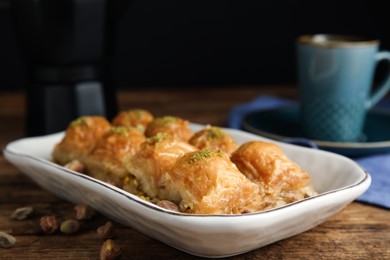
xmin=157 ymin=200 xmax=180 ymax=212
xmin=74 ymin=204 xmax=95 ymax=221
xmin=60 ymin=219 xmax=80 ymax=235
xmin=100 ymin=239 xmax=121 ymax=260
xmin=0 ymin=231 xmax=16 ymax=248
xmin=39 ymin=215 xmax=58 ymax=235
xmin=64 ymin=159 xmax=85 ymax=173
xmin=10 ymin=206 xmax=34 ymax=220
xmin=97 ymin=221 xmax=115 ymax=239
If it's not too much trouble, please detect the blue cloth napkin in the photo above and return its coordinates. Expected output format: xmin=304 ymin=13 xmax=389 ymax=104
xmin=228 ymin=96 xmax=390 ymax=209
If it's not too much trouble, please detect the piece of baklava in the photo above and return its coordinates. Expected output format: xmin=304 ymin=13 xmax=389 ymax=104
xmin=231 ymin=141 xmax=316 ymax=208
xmin=52 ymin=116 xmax=111 ymax=166
xmin=145 ymin=116 xmax=193 ymax=142
xmin=112 ymin=109 xmax=154 ymax=133
xmin=189 ymin=125 xmax=238 ymax=155
xmin=85 ymin=126 xmax=146 ymax=190
xmin=167 ymin=148 xmax=262 ymax=214
xmin=125 ymin=133 xmax=197 ymax=200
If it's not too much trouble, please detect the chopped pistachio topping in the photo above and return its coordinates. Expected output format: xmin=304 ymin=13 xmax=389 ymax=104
xmin=206 ymin=127 xmax=225 ymax=139
xmin=123 ymin=176 xmax=139 ymax=187
xmin=216 ymin=149 xmax=225 ymax=157
xmin=138 ymin=195 xmax=152 ymax=202
xmin=156 ymin=116 xmax=178 ymax=125
xmin=123 ymin=176 xmax=131 ymax=184
xmin=70 ymin=116 xmax=89 ymax=127
xmin=109 ymin=126 xmax=129 ymax=135
xmin=135 ymin=123 xmax=145 ymax=132
xmin=188 ymin=148 xmax=214 ymax=163
xmin=131 ymin=109 xmax=148 ymax=117
xmin=180 ymin=201 xmax=194 ymax=211
xmin=146 ymin=132 xmax=169 ymax=144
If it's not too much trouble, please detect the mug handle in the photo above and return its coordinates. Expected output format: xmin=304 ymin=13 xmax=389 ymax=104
xmin=369 ymin=51 xmax=390 ymax=107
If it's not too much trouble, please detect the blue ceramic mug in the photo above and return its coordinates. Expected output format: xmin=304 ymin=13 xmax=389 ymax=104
xmin=297 ymin=34 xmax=390 ymax=142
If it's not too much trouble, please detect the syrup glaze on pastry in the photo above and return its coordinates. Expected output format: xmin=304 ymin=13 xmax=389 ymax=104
xmin=112 ymin=109 xmax=154 ymax=133
xmin=52 ymin=110 xmax=317 ymax=214
xmin=189 ymin=125 xmax=238 ymax=155
xmin=167 ymin=148 xmax=262 ymax=214
xmin=52 ymin=116 xmax=111 ymax=166
xmin=125 ymin=133 xmax=197 ymax=200
xmin=145 ymin=116 xmax=193 ymax=142
xmin=86 ymin=126 xmax=146 ymax=187
xmin=231 ymin=141 xmax=316 ymax=209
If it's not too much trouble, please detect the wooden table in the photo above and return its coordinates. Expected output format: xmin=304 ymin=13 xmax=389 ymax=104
xmin=1 ymin=87 xmax=389 ymax=259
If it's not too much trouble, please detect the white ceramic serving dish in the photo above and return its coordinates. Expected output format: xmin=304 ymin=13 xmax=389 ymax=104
xmin=3 ymin=123 xmax=371 ymax=258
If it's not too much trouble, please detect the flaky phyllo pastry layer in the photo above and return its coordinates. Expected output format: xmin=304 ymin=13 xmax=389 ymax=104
xmin=52 ymin=109 xmax=317 ymax=214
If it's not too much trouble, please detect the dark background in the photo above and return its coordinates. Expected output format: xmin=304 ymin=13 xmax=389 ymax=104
xmin=0 ymin=0 xmax=389 ymax=90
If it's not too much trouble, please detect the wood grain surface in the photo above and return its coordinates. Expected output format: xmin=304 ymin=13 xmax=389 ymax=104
xmin=0 ymin=87 xmax=389 ymax=259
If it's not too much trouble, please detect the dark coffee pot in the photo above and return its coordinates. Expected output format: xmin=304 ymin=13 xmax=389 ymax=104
xmin=11 ymin=0 xmax=129 ymax=136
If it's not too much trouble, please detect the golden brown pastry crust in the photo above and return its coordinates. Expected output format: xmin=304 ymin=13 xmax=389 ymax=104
xmin=167 ymin=148 xmax=262 ymax=214
xmin=52 ymin=112 xmax=317 ymax=214
xmin=231 ymin=141 xmax=312 ymax=208
xmin=112 ymin=109 xmax=154 ymax=133
xmin=52 ymin=116 xmax=111 ymax=166
xmin=189 ymin=125 xmax=238 ymax=155
xmin=86 ymin=127 xmax=146 ymax=187
xmin=145 ymin=116 xmax=193 ymax=142
xmin=125 ymin=133 xmax=197 ymax=200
